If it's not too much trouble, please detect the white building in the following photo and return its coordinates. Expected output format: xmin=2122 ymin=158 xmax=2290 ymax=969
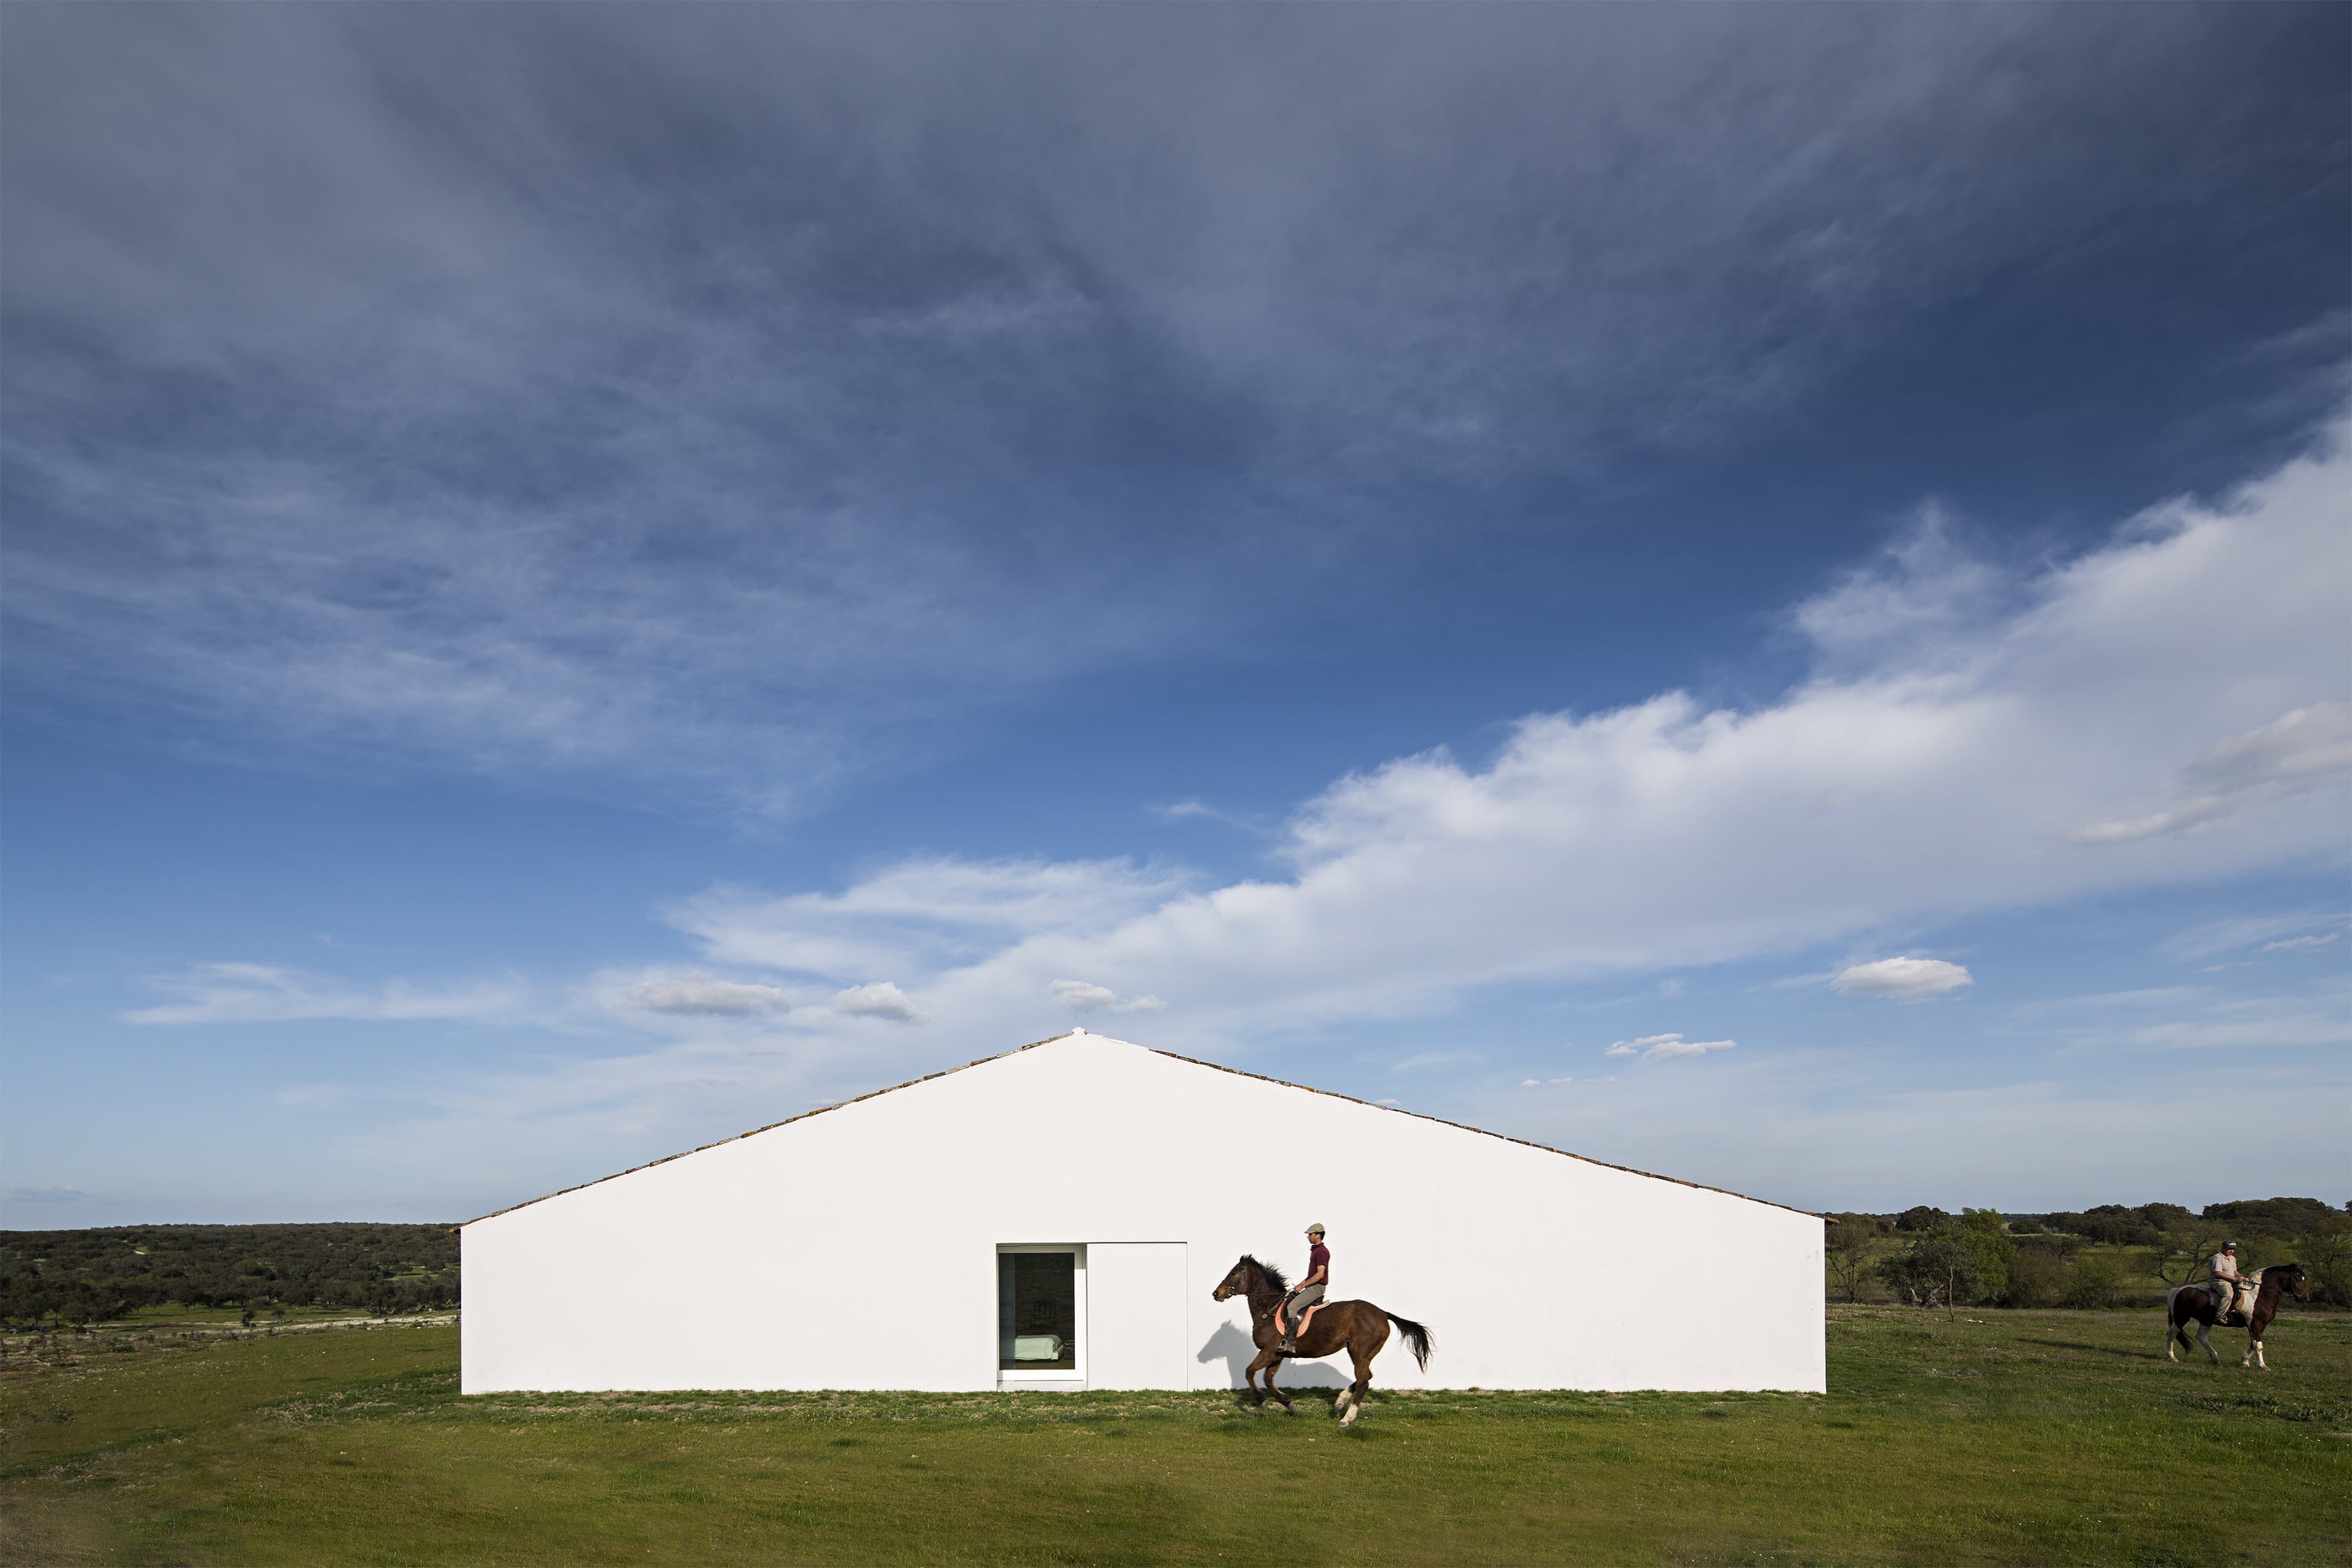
xmin=461 ymin=1030 xmax=1824 ymax=1395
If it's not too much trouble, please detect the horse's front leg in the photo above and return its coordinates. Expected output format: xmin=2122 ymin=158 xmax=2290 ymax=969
xmin=2244 ymin=1332 xmax=2267 ymax=1370
xmin=1261 ymin=1352 xmax=1294 ymax=1414
xmin=1244 ymin=1347 xmax=1278 ymax=1408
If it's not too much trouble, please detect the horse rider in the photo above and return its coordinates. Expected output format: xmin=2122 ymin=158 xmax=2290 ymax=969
xmin=1279 ymin=1224 xmax=1330 ymax=1354
xmin=2209 ymin=1240 xmax=2244 ymax=1320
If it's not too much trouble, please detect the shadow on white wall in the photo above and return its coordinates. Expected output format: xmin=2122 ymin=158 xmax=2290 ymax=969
xmin=1196 ymin=1320 xmax=1348 ymax=1389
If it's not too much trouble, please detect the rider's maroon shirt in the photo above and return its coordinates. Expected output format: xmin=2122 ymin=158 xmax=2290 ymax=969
xmin=1307 ymin=1242 xmax=1330 ymax=1284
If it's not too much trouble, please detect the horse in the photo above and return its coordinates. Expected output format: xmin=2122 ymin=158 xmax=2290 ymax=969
xmin=1211 ymin=1254 xmax=1432 ymax=1424
xmin=2166 ymin=1262 xmax=2310 ymax=1369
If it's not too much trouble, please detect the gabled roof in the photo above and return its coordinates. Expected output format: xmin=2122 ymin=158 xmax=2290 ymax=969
xmin=463 ymin=1029 xmax=1820 ymax=1225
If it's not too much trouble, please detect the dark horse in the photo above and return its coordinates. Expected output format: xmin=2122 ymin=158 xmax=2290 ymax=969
xmin=2167 ymin=1263 xmax=2310 ymax=1369
xmin=1212 ymin=1254 xmax=1432 ymax=1423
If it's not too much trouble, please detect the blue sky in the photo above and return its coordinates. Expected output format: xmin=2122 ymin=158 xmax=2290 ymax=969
xmin=3 ymin=4 xmax=2346 ymax=1224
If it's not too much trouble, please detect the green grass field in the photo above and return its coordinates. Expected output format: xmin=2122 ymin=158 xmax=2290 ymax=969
xmin=5 ymin=1307 xmax=2347 ymax=1566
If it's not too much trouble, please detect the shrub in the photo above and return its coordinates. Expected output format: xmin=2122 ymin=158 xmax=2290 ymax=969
xmin=2005 ymin=1245 xmax=2069 ymax=1308
xmin=1880 ymin=1232 xmax=1991 ymax=1307
xmin=2296 ymin=1226 xmax=2352 ymax=1308
xmin=2063 ymin=1249 xmax=2128 ymax=1309
xmin=1958 ymin=1210 xmax=2017 ymax=1280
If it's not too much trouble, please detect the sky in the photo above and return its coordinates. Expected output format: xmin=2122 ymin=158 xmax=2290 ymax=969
xmin=3 ymin=3 xmax=2347 ymax=1225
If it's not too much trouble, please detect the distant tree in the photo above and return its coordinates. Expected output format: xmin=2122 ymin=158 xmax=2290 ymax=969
xmin=0 ymin=1223 xmax=458 ymax=1324
xmin=1825 ymin=1214 xmax=1884 ymax=1302
xmin=2049 ymin=1206 xmax=2147 ymax=1246
xmin=1879 ymin=1231 xmax=1989 ymax=1308
xmin=1956 ymin=1210 xmax=2018 ymax=1282
xmin=2202 ymin=1197 xmax=2344 ymax=1243
xmin=2299 ymin=1225 xmax=2352 ymax=1308
xmin=2147 ymin=1218 xmax=2231 ymax=1290
xmin=1894 ymin=1206 xmax=1952 ymax=1234
xmin=2004 ymin=1234 xmax=2078 ymax=1308
xmin=2063 ymin=1249 xmax=2128 ymax=1309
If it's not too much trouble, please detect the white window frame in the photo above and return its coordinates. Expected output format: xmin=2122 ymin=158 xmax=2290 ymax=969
xmin=996 ymin=1243 xmax=1087 ymax=1385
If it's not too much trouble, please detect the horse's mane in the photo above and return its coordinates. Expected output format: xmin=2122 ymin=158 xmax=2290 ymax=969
xmin=2263 ymin=1261 xmax=2303 ymax=1276
xmin=1240 ymin=1254 xmax=1289 ymax=1293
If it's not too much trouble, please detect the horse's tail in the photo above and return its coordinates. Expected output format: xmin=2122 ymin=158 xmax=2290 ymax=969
xmin=1386 ymin=1312 xmax=1435 ymax=1371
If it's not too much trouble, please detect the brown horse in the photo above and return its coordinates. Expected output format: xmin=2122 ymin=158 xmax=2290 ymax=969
xmin=2167 ymin=1262 xmax=2310 ymax=1369
xmin=1212 ymin=1254 xmax=1432 ymax=1423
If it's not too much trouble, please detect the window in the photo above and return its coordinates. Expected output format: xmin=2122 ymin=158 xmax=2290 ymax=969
xmin=997 ymin=1245 xmax=1084 ymax=1378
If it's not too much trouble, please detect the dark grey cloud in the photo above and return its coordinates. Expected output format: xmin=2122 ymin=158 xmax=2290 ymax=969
xmin=3 ymin=4 xmax=2342 ymax=811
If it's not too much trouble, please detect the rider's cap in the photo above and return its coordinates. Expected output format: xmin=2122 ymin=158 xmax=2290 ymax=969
xmin=1305 ymin=1223 xmax=1325 ymax=1234
xmin=2223 ymin=1240 xmax=2238 ymax=1248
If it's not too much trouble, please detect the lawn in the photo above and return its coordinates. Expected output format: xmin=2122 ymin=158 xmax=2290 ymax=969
xmin=4 ymin=1307 xmax=2347 ymax=1566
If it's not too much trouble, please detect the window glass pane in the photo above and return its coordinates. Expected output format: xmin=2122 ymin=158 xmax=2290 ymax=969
xmin=997 ymin=1251 xmax=1076 ymax=1370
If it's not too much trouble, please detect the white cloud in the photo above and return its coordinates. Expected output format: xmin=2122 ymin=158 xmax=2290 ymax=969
xmin=124 ymin=963 xmax=526 ymax=1025
xmin=903 ymin=417 xmax=2334 ymax=1044
xmin=1606 ymin=1033 xmax=1737 ymax=1061
xmin=9 ymin=8 xmax=2326 ymax=826
xmin=2164 ymin=906 xmax=2347 ymax=961
xmin=2074 ymin=702 xmax=2352 ymax=843
xmin=666 ymin=858 xmax=1189 ymax=979
xmin=1047 ymin=978 xmax=1167 ymax=1014
xmin=125 ymin=417 xmax=2350 ymax=1188
xmin=1832 ymin=957 xmax=1974 ymax=1000
xmin=617 ymin=972 xmax=791 ymax=1018
xmin=1048 ymin=979 xmax=1117 ymax=1011
xmin=2262 ymin=931 xmax=2341 ymax=953
xmin=829 ymin=982 xmax=927 ymax=1023
xmin=1792 ymin=506 xmax=2009 ymax=673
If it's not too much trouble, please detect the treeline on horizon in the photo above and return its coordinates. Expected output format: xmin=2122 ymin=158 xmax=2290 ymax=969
xmin=5 ymin=1199 xmax=2347 ymax=1329
xmin=1828 ymin=1196 xmax=2352 ymax=1311
xmin=0 ymin=1223 xmax=457 ymax=1328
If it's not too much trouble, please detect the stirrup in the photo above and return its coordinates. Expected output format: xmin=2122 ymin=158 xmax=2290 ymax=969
xmin=1278 ymin=1337 xmax=1297 ymax=1355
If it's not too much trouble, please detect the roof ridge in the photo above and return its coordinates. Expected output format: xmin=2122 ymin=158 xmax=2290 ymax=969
xmin=457 ymin=1031 xmax=1076 ymax=1227
xmin=1132 ymin=1044 xmax=1817 ymax=1218
xmin=460 ymin=1029 xmax=1818 ymax=1225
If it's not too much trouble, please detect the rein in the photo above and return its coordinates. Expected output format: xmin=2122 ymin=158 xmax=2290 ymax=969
xmin=1243 ymin=1259 xmax=1287 ymax=1324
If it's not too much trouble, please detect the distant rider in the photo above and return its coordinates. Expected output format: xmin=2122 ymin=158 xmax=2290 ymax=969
xmin=2209 ymin=1240 xmax=2244 ymax=1320
xmin=1279 ymin=1224 xmax=1330 ymax=1354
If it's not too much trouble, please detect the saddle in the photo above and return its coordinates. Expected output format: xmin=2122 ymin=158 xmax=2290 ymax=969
xmin=2209 ymin=1278 xmax=2256 ymax=1325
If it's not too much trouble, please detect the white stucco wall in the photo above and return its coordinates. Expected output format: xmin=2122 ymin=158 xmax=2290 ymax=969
xmin=462 ymin=1032 xmax=1823 ymax=1394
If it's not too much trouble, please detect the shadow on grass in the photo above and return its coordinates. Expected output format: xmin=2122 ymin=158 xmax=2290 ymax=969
xmin=2020 ymin=1338 xmax=2161 ymax=1361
